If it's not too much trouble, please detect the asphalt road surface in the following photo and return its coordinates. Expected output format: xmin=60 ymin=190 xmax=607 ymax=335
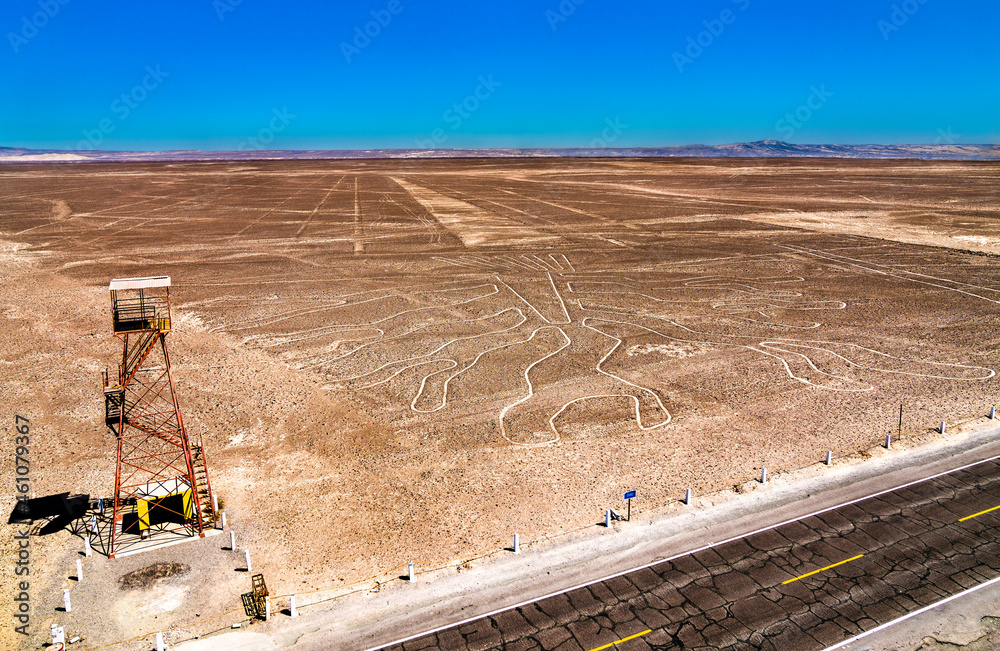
xmin=375 ymin=457 xmax=1000 ymax=651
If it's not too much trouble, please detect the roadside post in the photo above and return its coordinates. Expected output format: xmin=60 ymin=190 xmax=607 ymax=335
xmin=624 ymin=490 xmax=636 ymax=522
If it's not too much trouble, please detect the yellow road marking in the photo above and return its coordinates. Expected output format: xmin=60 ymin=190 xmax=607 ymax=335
xmin=782 ymin=554 xmax=864 ymax=585
xmin=588 ymin=629 xmax=653 ymax=651
xmin=960 ymin=504 xmax=1000 ymax=522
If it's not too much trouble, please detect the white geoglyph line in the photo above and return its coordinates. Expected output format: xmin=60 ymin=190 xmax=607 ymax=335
xmin=734 ymin=315 xmax=822 ymax=330
xmin=759 ymin=342 xmax=995 ymax=382
xmin=786 ymin=245 xmax=1000 ymax=295
xmin=521 ymin=255 xmax=553 ymax=271
xmin=758 ymin=343 xmax=874 ymax=392
xmin=499 ymin=255 xmax=542 ymax=271
xmin=567 ymin=278 xmax=805 ymax=301
xmin=409 ymin=310 xmax=538 ymax=413
xmin=780 ymin=245 xmax=1000 ymax=304
xmin=432 ymin=253 xmax=574 ymax=273
xmin=548 ymin=273 xmax=572 ymax=325
xmin=223 ymin=283 xmax=496 ymax=334
xmin=529 ymin=254 xmax=557 ymax=270
xmin=232 ymin=175 xmax=334 ymax=238
xmin=501 ymin=278 xmax=572 ymax=326
xmin=297 ymin=287 xmax=501 ymax=367
xmin=581 ymin=303 xmax=995 ymax=386
xmin=562 ymin=319 xmax=671 ymax=430
xmin=280 ymin=331 xmax=384 ymax=364
xmin=498 ymin=327 xmax=573 ymax=446
xmin=323 ymin=309 xmax=526 ymax=388
xmin=432 ymin=257 xmax=477 ymax=268
xmin=714 ymin=301 xmax=846 ymax=311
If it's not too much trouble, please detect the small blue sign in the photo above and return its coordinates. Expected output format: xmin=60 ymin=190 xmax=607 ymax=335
xmin=624 ymin=490 xmax=637 ymax=500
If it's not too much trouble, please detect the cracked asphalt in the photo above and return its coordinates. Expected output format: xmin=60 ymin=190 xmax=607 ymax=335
xmin=377 ymin=458 xmax=1000 ymax=650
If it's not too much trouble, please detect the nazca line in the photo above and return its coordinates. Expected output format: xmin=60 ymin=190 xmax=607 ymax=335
xmin=577 ymin=306 xmax=995 ymax=389
xmin=545 ymin=319 xmax=672 ymax=434
xmin=501 ymin=273 xmax=571 ymax=325
xmin=498 ymin=327 xmax=572 ymax=447
xmin=321 ymin=308 xmax=528 ymax=389
xmin=225 ymin=283 xmax=498 ymax=337
xmin=780 ymin=244 xmax=1000 ymax=304
xmin=298 ymin=286 xmax=504 ymax=370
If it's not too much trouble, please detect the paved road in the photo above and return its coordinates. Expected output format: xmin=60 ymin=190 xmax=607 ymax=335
xmin=376 ymin=458 xmax=1000 ymax=651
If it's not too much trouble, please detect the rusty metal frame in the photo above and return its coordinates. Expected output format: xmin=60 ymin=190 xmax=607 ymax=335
xmin=103 ymin=280 xmax=216 ymax=557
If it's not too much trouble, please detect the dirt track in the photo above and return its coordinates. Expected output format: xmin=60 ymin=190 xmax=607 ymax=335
xmin=0 ymin=157 xmax=998 ymax=649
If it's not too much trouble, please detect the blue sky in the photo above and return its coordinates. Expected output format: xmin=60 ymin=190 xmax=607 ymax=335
xmin=2 ymin=0 xmax=998 ymax=151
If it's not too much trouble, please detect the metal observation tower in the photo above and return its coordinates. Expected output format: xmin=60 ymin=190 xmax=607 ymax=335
xmin=101 ymin=276 xmax=216 ymax=557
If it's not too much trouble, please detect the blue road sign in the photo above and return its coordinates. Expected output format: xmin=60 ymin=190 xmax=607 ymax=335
xmin=624 ymin=490 xmax=637 ymax=500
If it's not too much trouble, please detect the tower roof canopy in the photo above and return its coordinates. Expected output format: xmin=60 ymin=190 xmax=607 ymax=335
xmin=109 ymin=276 xmax=171 ymax=291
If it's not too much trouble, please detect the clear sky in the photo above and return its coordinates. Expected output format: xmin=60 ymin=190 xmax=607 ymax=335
xmin=2 ymin=0 xmax=998 ymax=151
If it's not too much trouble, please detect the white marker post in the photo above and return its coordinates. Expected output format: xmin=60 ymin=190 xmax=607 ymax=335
xmin=63 ymin=589 xmax=71 ymax=613
xmin=408 ymin=562 xmax=415 ymax=583
xmin=940 ymin=421 xmax=947 ymax=434
xmin=825 ymin=451 xmax=833 ymax=466
xmin=885 ymin=435 xmax=892 ymax=450
xmin=761 ymin=468 xmax=768 ymax=484
xmin=230 ymin=531 xmax=236 ymax=551
xmin=156 ymin=632 xmax=165 ymax=651
xmin=290 ymin=594 xmax=298 ymax=618
xmin=991 ymin=406 xmax=996 ymax=420
xmin=84 ymin=537 xmax=92 ymax=558
xmin=91 ymin=515 xmax=97 ymax=534
xmin=605 ymin=509 xmax=611 ymax=528
xmin=244 ymin=550 xmax=252 ymax=573
xmin=685 ymin=489 xmax=692 ymax=505
xmin=513 ymin=533 xmax=520 ymax=554
xmin=265 ymin=596 xmax=271 ymax=621
xmin=213 ymin=494 xmax=219 ymax=513
xmin=76 ymin=559 xmax=83 ymax=582
xmin=220 ymin=512 xmax=227 ymax=529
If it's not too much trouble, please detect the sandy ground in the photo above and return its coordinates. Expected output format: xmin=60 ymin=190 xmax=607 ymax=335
xmin=0 ymin=157 xmax=997 ymax=650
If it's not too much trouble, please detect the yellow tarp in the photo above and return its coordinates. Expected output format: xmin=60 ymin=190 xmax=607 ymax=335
xmin=137 ymin=489 xmax=193 ymax=530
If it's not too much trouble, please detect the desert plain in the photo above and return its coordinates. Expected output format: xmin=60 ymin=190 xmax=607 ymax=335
xmin=1 ymin=156 xmax=998 ymax=649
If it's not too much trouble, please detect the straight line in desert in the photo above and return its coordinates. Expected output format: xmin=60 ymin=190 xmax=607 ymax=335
xmin=509 ymin=174 xmax=936 ymax=212
xmin=498 ymin=187 xmax=642 ymax=232
xmin=780 ymin=244 xmax=1000 ymax=304
xmin=352 ymin=176 xmax=365 ymax=253
xmin=294 ymin=174 xmax=345 ymax=237
xmin=390 ymin=176 xmax=560 ymax=247
xmin=435 ymin=185 xmax=632 ymax=248
xmin=231 ymin=177 xmax=323 ymax=238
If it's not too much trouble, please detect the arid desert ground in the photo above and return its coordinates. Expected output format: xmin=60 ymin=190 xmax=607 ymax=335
xmin=1 ymin=157 xmax=998 ymax=648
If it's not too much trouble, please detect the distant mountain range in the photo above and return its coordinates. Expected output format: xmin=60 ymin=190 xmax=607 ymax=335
xmin=1 ymin=141 xmax=997 ymax=163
